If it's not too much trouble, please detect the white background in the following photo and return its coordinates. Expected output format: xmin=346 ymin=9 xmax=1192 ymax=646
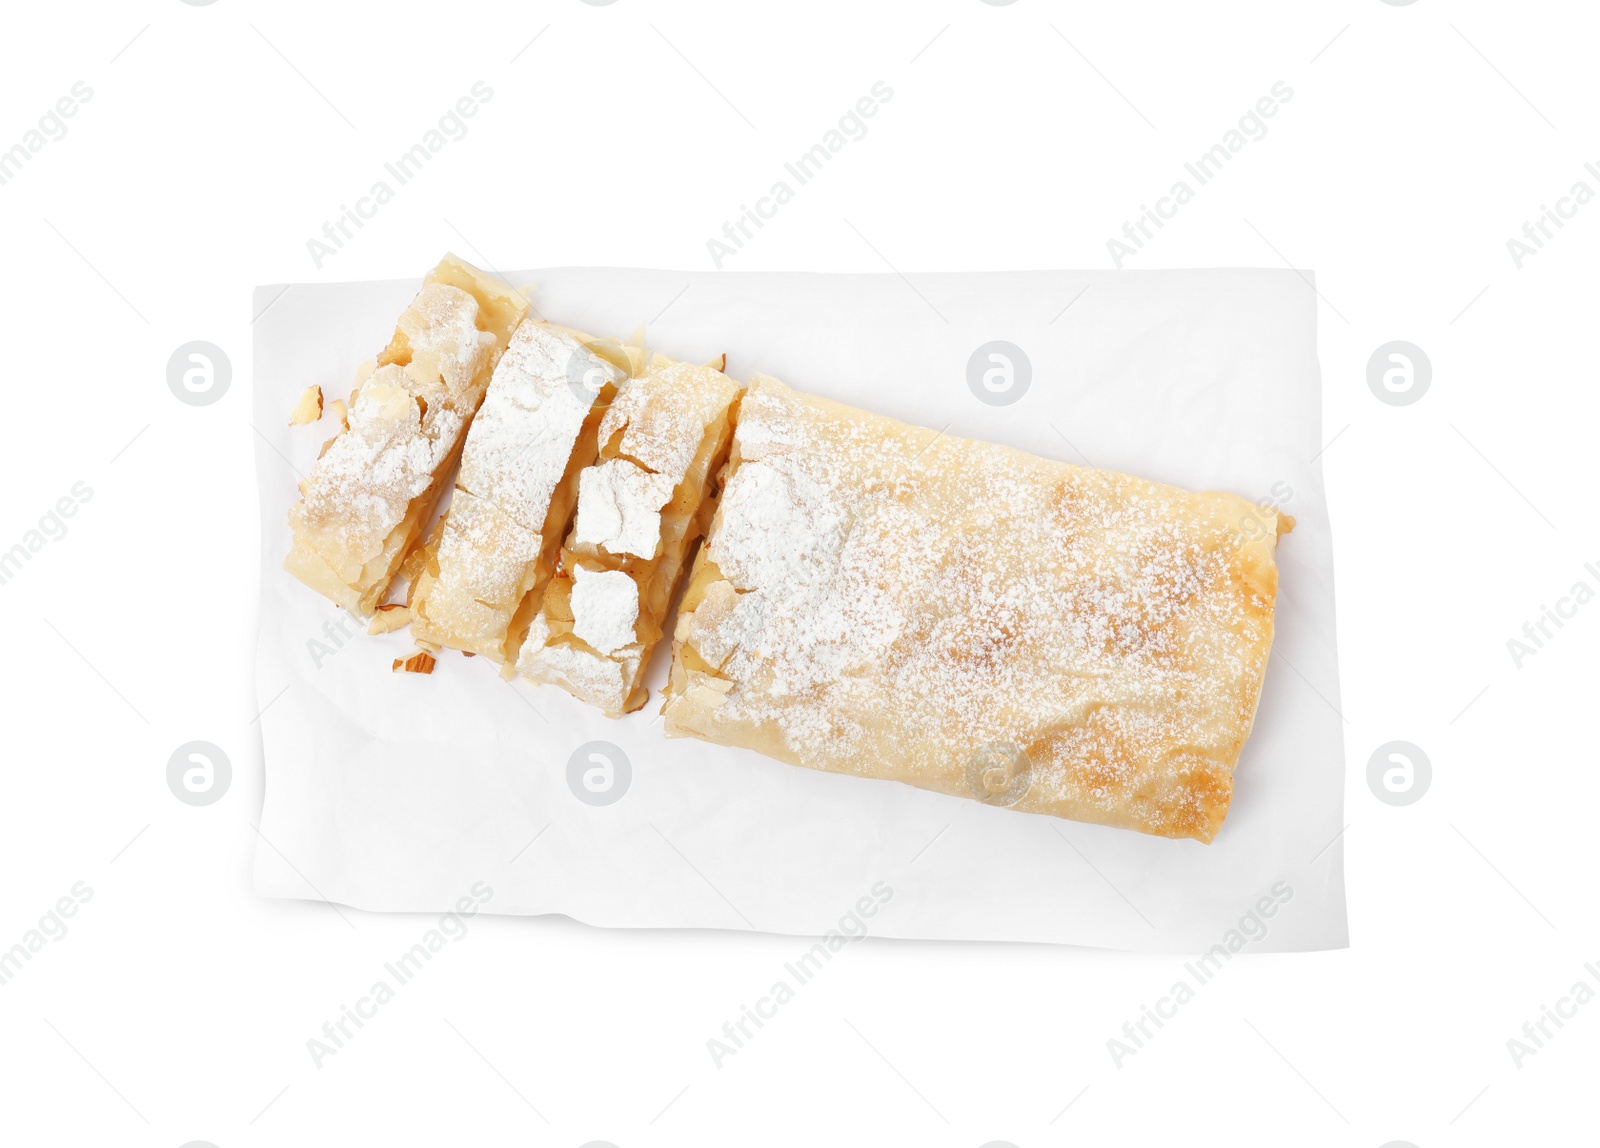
xmin=0 ymin=1 xmax=1594 ymax=1145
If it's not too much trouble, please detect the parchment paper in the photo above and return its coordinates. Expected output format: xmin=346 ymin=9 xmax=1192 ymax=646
xmin=252 ymin=268 xmax=1347 ymax=953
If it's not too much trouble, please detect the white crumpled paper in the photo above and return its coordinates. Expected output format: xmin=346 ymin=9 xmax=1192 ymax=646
xmin=252 ymin=268 xmax=1347 ymax=953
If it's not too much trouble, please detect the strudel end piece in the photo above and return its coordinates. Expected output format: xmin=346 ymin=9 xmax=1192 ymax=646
xmin=515 ymin=355 xmax=742 ymax=715
xmin=407 ymin=323 xmax=638 ymax=664
xmin=285 ymin=255 xmax=528 ymax=616
xmin=661 ymin=376 xmax=1290 ymax=843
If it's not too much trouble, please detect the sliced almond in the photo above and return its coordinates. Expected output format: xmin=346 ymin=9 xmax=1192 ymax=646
xmin=327 ymin=397 xmax=349 ymax=431
xmin=392 ymin=650 xmax=436 ymax=674
xmin=461 ymin=650 xmax=477 ymax=657
xmin=368 ymin=603 xmax=410 ymax=635
xmin=704 ymin=352 xmax=727 ymax=373
xmin=289 ymin=385 xmax=323 ymax=426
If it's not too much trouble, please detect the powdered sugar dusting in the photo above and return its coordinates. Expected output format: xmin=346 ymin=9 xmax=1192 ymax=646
xmin=409 ymin=322 xmax=624 ymax=656
xmin=598 ymin=358 xmax=733 ymax=482
xmin=514 ymin=613 xmax=634 ymax=704
xmin=518 ymin=354 xmax=741 ymax=714
xmin=569 ymin=566 xmax=640 ymax=656
xmin=290 ymin=283 xmax=491 ymax=578
xmin=456 ymin=323 xmax=620 ymax=530
xmin=574 ymin=459 xmax=675 ymax=558
xmin=664 ymin=376 xmax=1284 ymax=842
xmin=396 ymin=282 xmax=497 ymax=392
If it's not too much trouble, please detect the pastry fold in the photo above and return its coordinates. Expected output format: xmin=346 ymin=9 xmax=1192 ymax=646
xmin=285 ymin=255 xmax=528 ymax=616
xmin=407 ymin=322 xmax=632 ymax=663
xmin=661 ymin=376 xmax=1289 ymax=843
xmin=515 ymin=354 xmax=742 ymax=715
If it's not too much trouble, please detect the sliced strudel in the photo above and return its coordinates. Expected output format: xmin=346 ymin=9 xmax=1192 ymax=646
xmin=661 ymin=376 xmax=1289 ymax=843
xmin=515 ymin=354 xmax=741 ymax=715
xmin=407 ymin=323 xmax=636 ymax=664
xmin=285 ymin=255 xmax=528 ymax=616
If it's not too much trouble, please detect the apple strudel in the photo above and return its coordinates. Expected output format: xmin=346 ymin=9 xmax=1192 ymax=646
xmin=284 ymin=255 xmax=528 ymax=616
xmin=515 ymin=354 xmax=742 ymax=715
xmin=406 ymin=322 xmax=636 ymax=664
xmin=661 ymin=376 xmax=1289 ymax=842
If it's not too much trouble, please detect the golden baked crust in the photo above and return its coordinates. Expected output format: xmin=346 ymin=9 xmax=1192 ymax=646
xmin=284 ymin=255 xmax=528 ymax=617
xmin=515 ymin=354 xmax=742 ymax=715
xmin=661 ymin=376 xmax=1288 ymax=842
xmin=407 ymin=322 xmax=631 ymax=663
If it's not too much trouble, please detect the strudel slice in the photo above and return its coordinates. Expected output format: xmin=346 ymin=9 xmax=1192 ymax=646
xmin=407 ymin=323 xmax=635 ymax=664
xmin=515 ymin=355 xmax=742 ymax=715
xmin=662 ymin=376 xmax=1290 ymax=843
xmin=285 ymin=255 xmax=528 ymax=616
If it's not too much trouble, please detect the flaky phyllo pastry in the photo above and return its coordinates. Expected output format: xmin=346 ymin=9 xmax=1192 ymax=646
xmin=660 ymin=377 xmax=1290 ymax=842
xmin=285 ymin=255 xmax=528 ymax=616
xmin=284 ymin=260 xmax=1290 ymax=841
xmin=406 ymin=321 xmax=629 ymax=664
xmin=515 ymin=353 xmax=741 ymax=715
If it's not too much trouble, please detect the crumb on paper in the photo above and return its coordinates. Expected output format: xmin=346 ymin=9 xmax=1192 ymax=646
xmin=392 ymin=650 xmax=436 ymax=674
xmin=289 ymin=385 xmax=323 ymax=426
